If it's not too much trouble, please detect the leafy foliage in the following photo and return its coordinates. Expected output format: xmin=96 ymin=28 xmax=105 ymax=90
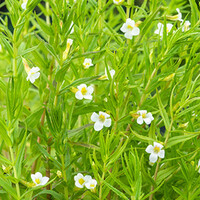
xmin=0 ymin=0 xmax=200 ymax=199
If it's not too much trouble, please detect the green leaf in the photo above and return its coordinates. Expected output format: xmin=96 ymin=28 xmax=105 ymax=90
xmin=0 ymin=119 xmax=12 ymax=147
xmin=0 ymin=177 xmax=18 ymax=199
xmin=103 ymin=180 xmax=129 ymax=200
xmin=166 ymin=133 xmax=199 ymax=148
xmin=32 ymin=190 xmax=65 ymax=200
xmin=156 ymin=89 xmax=170 ymax=131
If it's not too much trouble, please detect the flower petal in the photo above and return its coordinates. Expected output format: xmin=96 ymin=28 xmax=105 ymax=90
xmin=145 ymin=145 xmax=154 ymax=154
xmin=94 ymin=121 xmax=104 ymax=131
xmin=158 ymin=150 xmax=165 ymax=159
xmin=75 ymin=181 xmax=84 ymax=188
xmin=137 ymin=110 xmax=147 ymax=115
xmin=120 ymin=23 xmax=128 ymax=33
xmin=41 ymin=177 xmax=49 ymax=185
xmin=30 ymin=76 xmax=36 ymax=83
xmin=149 ymin=153 xmax=158 ymax=163
xmin=137 ymin=116 xmax=143 ymax=125
xmin=104 ymin=118 xmax=111 ymax=127
xmin=75 ymin=91 xmax=83 ymax=100
xmin=84 ymin=94 xmax=93 ymax=100
xmin=124 ymin=32 xmax=133 ymax=39
xmin=132 ymin=27 xmax=140 ymax=36
xmin=84 ymin=175 xmax=92 ymax=182
xmin=77 ymin=84 xmax=87 ymax=90
xmin=143 ymin=117 xmax=152 ymax=125
xmin=87 ymin=86 xmax=94 ymax=94
xmin=32 ymin=72 xmax=40 ymax=80
xmin=35 ymin=172 xmax=42 ymax=179
xmin=146 ymin=113 xmax=154 ymax=121
xmin=91 ymin=112 xmax=99 ymax=122
xmin=153 ymin=142 xmax=163 ymax=149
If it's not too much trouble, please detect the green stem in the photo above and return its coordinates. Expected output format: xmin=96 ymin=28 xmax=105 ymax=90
xmin=61 ymin=154 xmax=68 ymax=200
xmin=149 ymin=120 xmax=173 ymax=200
xmin=99 ymin=163 xmax=106 ymax=199
xmin=127 ymin=0 xmax=131 ymax=18
xmin=9 ymin=146 xmax=21 ymax=200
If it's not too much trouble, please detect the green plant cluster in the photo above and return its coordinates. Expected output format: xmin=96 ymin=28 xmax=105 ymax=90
xmin=0 ymin=0 xmax=200 ymax=199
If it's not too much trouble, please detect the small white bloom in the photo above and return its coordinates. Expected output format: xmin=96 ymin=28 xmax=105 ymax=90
xmin=85 ymin=179 xmax=97 ymax=190
xmin=83 ymin=58 xmax=93 ymax=69
xmin=113 ymin=0 xmax=124 ymax=5
xmin=145 ymin=142 xmax=165 ymax=163
xmin=181 ymin=20 xmax=191 ymax=32
xmin=175 ymin=8 xmax=183 ymax=21
xmin=67 ymin=39 xmax=73 ymax=46
xmin=31 ymin=172 xmax=49 ymax=186
xmin=137 ymin=110 xmax=154 ymax=125
xmin=167 ymin=8 xmax=183 ymax=21
xmin=21 ymin=0 xmax=27 ymax=10
xmin=154 ymin=22 xmax=173 ymax=37
xmin=74 ymin=173 xmax=92 ymax=188
xmin=75 ymin=84 xmax=94 ymax=100
xmin=120 ymin=18 xmax=140 ymax=39
xmin=91 ymin=111 xmax=111 ymax=131
xmin=105 ymin=68 xmax=115 ymax=79
xmin=26 ymin=67 xmax=40 ymax=83
xmin=0 ymin=44 xmax=2 ymax=52
xmin=63 ymin=39 xmax=73 ymax=60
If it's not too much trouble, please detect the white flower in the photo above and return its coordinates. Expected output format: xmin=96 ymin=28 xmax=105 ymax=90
xmin=182 ymin=20 xmax=191 ymax=32
xmin=83 ymin=58 xmax=93 ymax=69
xmin=74 ymin=173 xmax=92 ymax=188
xmin=31 ymin=172 xmax=49 ymax=186
xmin=137 ymin=110 xmax=154 ymax=125
xmin=85 ymin=179 xmax=97 ymax=190
xmin=154 ymin=22 xmax=173 ymax=37
xmin=91 ymin=111 xmax=111 ymax=131
xmin=120 ymin=18 xmax=140 ymax=39
xmin=67 ymin=38 xmax=73 ymax=46
xmin=105 ymin=68 xmax=115 ymax=79
xmin=145 ymin=142 xmax=165 ymax=163
xmin=175 ymin=8 xmax=182 ymax=21
xmin=167 ymin=8 xmax=183 ymax=21
xmin=26 ymin=67 xmax=40 ymax=83
xmin=75 ymin=84 xmax=94 ymax=100
xmin=113 ymin=0 xmax=124 ymax=5
xmin=63 ymin=39 xmax=73 ymax=60
xmin=0 ymin=44 xmax=2 ymax=52
xmin=21 ymin=0 xmax=27 ymax=10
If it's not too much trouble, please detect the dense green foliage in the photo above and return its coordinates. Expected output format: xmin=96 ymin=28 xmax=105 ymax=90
xmin=0 ymin=0 xmax=200 ymax=199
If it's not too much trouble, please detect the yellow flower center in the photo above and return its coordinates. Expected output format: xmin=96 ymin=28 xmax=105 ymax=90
xmin=85 ymin=63 xmax=90 ymax=67
xmin=127 ymin=25 xmax=133 ymax=30
xmin=153 ymin=146 xmax=160 ymax=153
xmin=142 ymin=113 xmax=146 ymax=118
xmin=99 ymin=114 xmax=105 ymax=122
xmin=35 ymin=178 xmax=41 ymax=184
xmin=90 ymin=184 xmax=95 ymax=188
xmin=184 ymin=24 xmax=189 ymax=31
xmin=78 ymin=178 xmax=85 ymax=185
xmin=31 ymin=72 xmax=36 ymax=75
xmin=81 ymin=87 xmax=87 ymax=95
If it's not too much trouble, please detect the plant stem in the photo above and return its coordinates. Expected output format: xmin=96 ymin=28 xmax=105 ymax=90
xmin=99 ymin=162 xmax=106 ymax=199
xmin=149 ymin=121 xmax=173 ymax=200
xmin=61 ymin=154 xmax=68 ymax=200
xmin=127 ymin=0 xmax=131 ymax=18
xmin=9 ymin=146 xmax=21 ymax=200
xmin=95 ymin=0 xmax=104 ymax=101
